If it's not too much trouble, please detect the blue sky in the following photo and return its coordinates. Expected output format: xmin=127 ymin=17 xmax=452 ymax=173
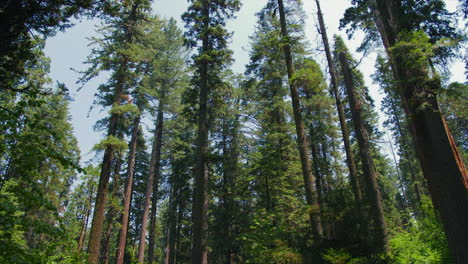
xmin=44 ymin=0 xmax=466 ymax=164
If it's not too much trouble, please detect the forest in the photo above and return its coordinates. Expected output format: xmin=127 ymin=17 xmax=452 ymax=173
xmin=0 ymin=0 xmax=467 ymax=263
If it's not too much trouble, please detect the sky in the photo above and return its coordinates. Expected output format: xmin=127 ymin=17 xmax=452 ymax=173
xmin=44 ymin=0 xmax=466 ymax=164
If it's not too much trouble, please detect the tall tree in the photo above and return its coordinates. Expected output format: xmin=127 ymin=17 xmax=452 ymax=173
xmin=137 ymin=17 xmax=188 ymax=264
xmin=342 ymin=0 xmax=468 ymax=261
xmin=115 ymin=111 xmax=141 ymax=264
xmin=0 ymin=45 xmax=81 ymax=262
xmin=275 ymin=0 xmax=323 ymax=240
xmin=374 ymin=55 xmax=426 ymax=216
xmin=79 ymin=1 xmax=152 ymax=263
xmin=335 ymin=37 xmax=388 ymax=253
xmin=313 ymin=0 xmax=363 ymax=214
xmin=182 ymin=1 xmax=240 ymax=263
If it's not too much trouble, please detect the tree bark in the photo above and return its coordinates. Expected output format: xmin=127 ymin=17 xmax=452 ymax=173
xmin=138 ymin=103 xmax=164 ymax=263
xmin=87 ymin=3 xmax=139 ymax=262
xmin=313 ymin=0 xmax=363 ymax=208
xmin=339 ymin=52 xmax=388 ymax=253
xmin=191 ymin=1 xmax=210 ymax=263
xmin=222 ymin=111 xmax=240 ymax=264
xmin=276 ymin=0 xmax=323 ymax=240
xmin=369 ymin=1 xmax=468 ymax=261
xmin=87 ymin=84 xmax=124 ymax=264
xmin=165 ymin=184 xmax=177 ymax=264
xmin=115 ymin=114 xmax=141 ymax=264
xmin=77 ymin=183 xmax=94 ymax=252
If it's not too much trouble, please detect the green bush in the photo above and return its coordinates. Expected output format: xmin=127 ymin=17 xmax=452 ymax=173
xmin=389 ymin=198 xmax=453 ymax=264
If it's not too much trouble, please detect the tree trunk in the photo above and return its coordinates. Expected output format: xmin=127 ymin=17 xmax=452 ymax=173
xmin=276 ymin=0 xmax=323 ymax=240
xmin=389 ymin=96 xmax=423 ymax=215
xmin=339 ymin=52 xmax=388 ymax=253
xmin=115 ymin=114 xmax=141 ymax=264
xmin=87 ymin=3 xmax=140 ymax=262
xmin=100 ymin=211 xmax=115 ymax=264
xmin=313 ymin=0 xmax=363 ymax=208
xmin=87 ymin=85 xmax=124 ymax=264
xmin=369 ymin=1 xmax=468 ymax=261
xmin=191 ymin=1 xmax=210 ymax=263
xmin=100 ymin=156 xmax=123 ymax=264
xmin=221 ymin=113 xmax=239 ymax=264
xmin=138 ymin=103 xmax=164 ymax=263
xmin=165 ymin=184 xmax=177 ymax=264
xmin=77 ymin=183 xmax=94 ymax=252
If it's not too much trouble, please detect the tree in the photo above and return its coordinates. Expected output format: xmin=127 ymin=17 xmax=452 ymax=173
xmin=374 ymin=55 xmax=426 ymax=217
xmin=342 ymin=0 xmax=468 ymax=261
xmin=137 ymin=17 xmax=188 ymax=264
xmin=79 ymin=1 xmax=152 ymax=263
xmin=182 ymin=1 xmax=240 ymax=262
xmin=312 ymin=0 xmax=363 ymax=216
xmin=0 ymin=0 xmax=107 ymax=91
xmin=335 ymin=37 xmax=388 ymax=253
xmin=0 ymin=81 xmax=81 ymax=263
xmin=275 ymin=0 xmax=323 ymax=240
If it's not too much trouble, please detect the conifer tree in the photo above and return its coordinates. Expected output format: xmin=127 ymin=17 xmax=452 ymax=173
xmin=182 ymin=1 xmax=240 ymax=262
xmin=335 ymin=37 xmax=388 ymax=253
xmin=342 ymin=1 xmax=468 ymax=261
xmin=78 ymin=1 xmax=152 ymax=263
xmin=313 ymin=0 xmax=363 ymax=216
xmin=275 ymin=0 xmax=323 ymax=240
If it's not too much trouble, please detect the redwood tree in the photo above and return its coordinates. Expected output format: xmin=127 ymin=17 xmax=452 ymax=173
xmin=342 ymin=0 xmax=468 ymax=261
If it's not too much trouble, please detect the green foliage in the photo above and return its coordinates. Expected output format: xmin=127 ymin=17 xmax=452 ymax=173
xmin=93 ymin=136 xmax=128 ymax=152
xmin=438 ymin=81 xmax=468 ymax=163
xmin=340 ymin=0 xmax=463 ymax=62
xmin=322 ymin=248 xmax=367 ymax=264
xmin=109 ymin=103 xmax=140 ymax=116
xmin=389 ymin=198 xmax=452 ymax=264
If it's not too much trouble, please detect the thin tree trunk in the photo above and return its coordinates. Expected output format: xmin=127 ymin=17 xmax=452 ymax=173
xmin=389 ymin=97 xmax=423 ymax=215
xmin=100 ymin=156 xmax=123 ymax=264
xmin=192 ymin=1 xmax=210 ymax=263
xmin=115 ymin=114 xmax=141 ymax=264
xmin=221 ymin=116 xmax=237 ymax=264
xmin=339 ymin=52 xmax=388 ymax=252
xmin=78 ymin=184 xmax=94 ymax=252
xmin=147 ymin=178 xmax=161 ymax=264
xmin=165 ymin=184 xmax=177 ymax=264
xmin=313 ymin=0 xmax=362 ymax=207
xmin=276 ymin=0 xmax=323 ymax=240
xmin=142 ymin=104 xmax=164 ymax=264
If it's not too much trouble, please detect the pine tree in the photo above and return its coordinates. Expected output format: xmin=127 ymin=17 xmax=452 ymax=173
xmin=313 ymin=0 xmax=363 ymax=219
xmin=78 ymin=1 xmax=152 ymax=263
xmin=182 ymin=1 xmax=240 ymax=262
xmin=275 ymin=0 xmax=323 ymax=241
xmin=335 ymin=37 xmax=388 ymax=253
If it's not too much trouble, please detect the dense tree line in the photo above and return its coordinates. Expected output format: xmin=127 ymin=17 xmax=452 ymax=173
xmin=0 ymin=0 xmax=466 ymax=263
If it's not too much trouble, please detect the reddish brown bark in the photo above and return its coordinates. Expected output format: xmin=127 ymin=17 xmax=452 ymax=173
xmin=77 ymin=183 xmax=94 ymax=252
xmin=87 ymin=3 xmax=139 ymax=262
xmin=115 ymin=114 xmax=141 ymax=264
xmin=164 ymin=185 xmax=177 ymax=264
xmin=370 ymin=1 xmax=468 ymax=261
xmin=87 ymin=81 xmax=125 ymax=264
